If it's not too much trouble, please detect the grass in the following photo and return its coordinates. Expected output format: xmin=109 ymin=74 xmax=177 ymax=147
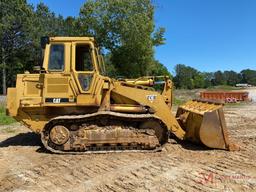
xmin=0 ymin=106 xmax=16 ymax=125
xmin=173 ymin=88 xmax=201 ymax=106
xmin=173 ymin=97 xmax=184 ymax=106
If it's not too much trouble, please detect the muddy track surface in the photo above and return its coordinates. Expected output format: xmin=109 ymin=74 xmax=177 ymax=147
xmin=0 ymin=104 xmax=256 ymax=192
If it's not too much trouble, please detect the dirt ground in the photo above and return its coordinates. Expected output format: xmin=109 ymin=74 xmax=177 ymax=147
xmin=0 ymin=103 xmax=256 ymax=192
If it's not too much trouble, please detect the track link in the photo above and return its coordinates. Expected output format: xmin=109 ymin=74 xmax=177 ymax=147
xmin=41 ymin=111 xmax=169 ymax=154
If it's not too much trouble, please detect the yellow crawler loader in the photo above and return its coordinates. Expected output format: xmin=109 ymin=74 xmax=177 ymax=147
xmin=6 ymin=37 xmax=238 ymax=153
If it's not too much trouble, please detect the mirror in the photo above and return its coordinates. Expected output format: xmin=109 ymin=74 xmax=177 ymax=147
xmin=40 ymin=36 xmax=50 ymax=49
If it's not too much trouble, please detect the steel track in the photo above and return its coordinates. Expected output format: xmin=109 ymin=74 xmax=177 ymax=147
xmin=41 ymin=111 xmax=169 ymax=154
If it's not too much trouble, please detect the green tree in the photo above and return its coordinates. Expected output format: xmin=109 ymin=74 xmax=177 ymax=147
xmin=79 ymin=0 xmax=165 ymax=78
xmin=103 ymin=53 xmax=118 ymax=77
xmin=0 ymin=0 xmax=34 ymax=94
xmin=193 ymin=73 xmax=205 ymax=88
xmin=173 ymin=64 xmax=201 ymax=89
xmin=213 ymin=70 xmax=225 ymax=85
xmin=241 ymin=69 xmax=256 ymax=85
xmin=63 ymin=16 xmax=81 ymax=36
xmin=223 ymin=70 xmax=240 ymax=86
xmin=202 ymin=72 xmax=214 ymax=87
xmin=30 ymin=3 xmax=65 ymax=66
xmin=149 ymin=60 xmax=171 ymax=77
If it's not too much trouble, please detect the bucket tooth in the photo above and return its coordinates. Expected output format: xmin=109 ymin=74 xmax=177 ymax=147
xmin=176 ymin=99 xmax=239 ymax=151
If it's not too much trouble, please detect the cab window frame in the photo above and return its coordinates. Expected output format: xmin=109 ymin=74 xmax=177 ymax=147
xmin=48 ymin=43 xmax=65 ymax=72
xmin=74 ymin=43 xmax=95 ymax=72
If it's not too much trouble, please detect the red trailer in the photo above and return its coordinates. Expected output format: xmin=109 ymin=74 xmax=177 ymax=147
xmin=200 ymin=91 xmax=249 ymax=103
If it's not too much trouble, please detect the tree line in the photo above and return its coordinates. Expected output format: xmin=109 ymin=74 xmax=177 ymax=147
xmin=1 ymin=0 xmax=255 ymax=94
xmin=173 ymin=64 xmax=256 ymax=89
xmin=0 ymin=0 xmax=169 ymax=94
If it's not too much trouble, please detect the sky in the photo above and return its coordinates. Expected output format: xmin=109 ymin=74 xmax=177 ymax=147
xmin=28 ymin=0 xmax=256 ymax=73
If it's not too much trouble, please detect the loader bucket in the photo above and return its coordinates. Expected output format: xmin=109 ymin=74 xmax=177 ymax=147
xmin=176 ymin=99 xmax=238 ymax=151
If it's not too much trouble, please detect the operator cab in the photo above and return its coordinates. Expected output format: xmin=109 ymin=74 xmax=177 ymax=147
xmin=41 ymin=37 xmax=104 ymax=94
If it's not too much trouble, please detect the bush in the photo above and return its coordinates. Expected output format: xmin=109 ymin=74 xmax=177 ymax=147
xmin=0 ymin=106 xmax=16 ymax=125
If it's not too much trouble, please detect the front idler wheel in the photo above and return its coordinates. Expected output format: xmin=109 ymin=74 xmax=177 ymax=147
xmin=49 ymin=125 xmax=70 ymax=145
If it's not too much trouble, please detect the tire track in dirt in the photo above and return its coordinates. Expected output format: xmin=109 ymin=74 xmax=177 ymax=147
xmin=0 ymin=104 xmax=256 ymax=192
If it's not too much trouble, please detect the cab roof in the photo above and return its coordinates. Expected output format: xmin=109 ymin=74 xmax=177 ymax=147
xmin=49 ymin=37 xmax=95 ymax=42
